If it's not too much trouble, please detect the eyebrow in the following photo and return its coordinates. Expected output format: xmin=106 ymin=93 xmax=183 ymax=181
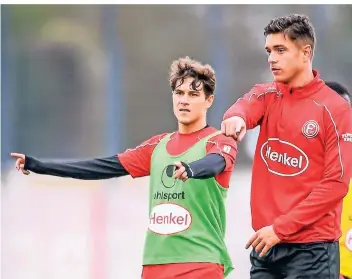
xmin=265 ymin=44 xmax=287 ymax=50
xmin=174 ymin=89 xmax=200 ymax=93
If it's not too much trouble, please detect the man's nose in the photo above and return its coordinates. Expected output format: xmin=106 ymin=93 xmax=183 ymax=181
xmin=180 ymin=95 xmax=189 ymax=104
xmin=268 ymin=53 xmax=278 ymax=64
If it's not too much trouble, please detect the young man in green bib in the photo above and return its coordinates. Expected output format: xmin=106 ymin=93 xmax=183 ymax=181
xmin=11 ymin=56 xmax=237 ymax=279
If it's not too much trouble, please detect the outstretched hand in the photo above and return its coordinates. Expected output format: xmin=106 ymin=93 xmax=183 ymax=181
xmin=10 ymin=153 xmax=30 ymax=175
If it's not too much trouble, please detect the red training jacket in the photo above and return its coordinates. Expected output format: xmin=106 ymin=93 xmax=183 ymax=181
xmin=223 ymin=70 xmax=352 ymax=243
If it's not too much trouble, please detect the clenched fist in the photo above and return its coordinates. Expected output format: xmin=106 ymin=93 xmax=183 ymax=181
xmin=221 ymin=116 xmax=247 ymax=141
xmin=172 ymin=161 xmax=192 ymax=182
xmin=165 ymin=161 xmax=192 ymax=182
xmin=10 ymin=153 xmax=30 ymax=175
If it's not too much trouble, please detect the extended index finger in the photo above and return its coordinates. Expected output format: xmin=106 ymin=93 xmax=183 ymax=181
xmin=10 ymin=153 xmax=25 ymax=159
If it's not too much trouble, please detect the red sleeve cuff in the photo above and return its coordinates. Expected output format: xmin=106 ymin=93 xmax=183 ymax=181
xmin=223 ymin=108 xmax=247 ymax=123
xmin=272 ymin=223 xmax=285 ymax=241
xmin=273 ymin=215 xmax=302 ymax=242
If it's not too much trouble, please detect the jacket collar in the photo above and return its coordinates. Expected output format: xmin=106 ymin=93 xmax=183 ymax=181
xmin=275 ymin=70 xmax=325 ymax=99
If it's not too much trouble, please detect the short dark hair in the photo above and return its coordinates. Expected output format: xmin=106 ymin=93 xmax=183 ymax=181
xmin=326 ymin=81 xmax=351 ymax=104
xmin=169 ymin=56 xmax=216 ymax=98
xmin=264 ymin=14 xmax=316 ymax=56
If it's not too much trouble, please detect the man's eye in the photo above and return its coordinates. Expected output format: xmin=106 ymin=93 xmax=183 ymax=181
xmin=278 ymin=48 xmax=285 ymax=53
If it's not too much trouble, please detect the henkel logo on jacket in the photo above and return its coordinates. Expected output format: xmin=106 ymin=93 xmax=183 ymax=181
xmin=148 ymin=203 xmax=192 ymax=235
xmin=261 ymin=138 xmax=309 ymax=177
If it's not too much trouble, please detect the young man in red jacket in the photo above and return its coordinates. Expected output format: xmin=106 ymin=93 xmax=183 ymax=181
xmin=11 ymin=57 xmax=237 ymax=279
xmin=222 ymin=14 xmax=352 ymax=279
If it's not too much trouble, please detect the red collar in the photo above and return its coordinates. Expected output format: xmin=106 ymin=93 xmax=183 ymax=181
xmin=275 ymin=69 xmax=325 ymax=99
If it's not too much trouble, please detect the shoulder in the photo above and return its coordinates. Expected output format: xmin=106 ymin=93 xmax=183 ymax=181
xmin=197 ymin=127 xmax=236 ymax=142
xmin=314 ymin=85 xmax=351 ymax=114
xmin=124 ymin=133 xmax=169 ymax=153
xmin=248 ymin=82 xmax=282 ymax=99
xmin=142 ymin=133 xmax=169 ymax=145
xmin=206 ymin=128 xmax=238 ymax=150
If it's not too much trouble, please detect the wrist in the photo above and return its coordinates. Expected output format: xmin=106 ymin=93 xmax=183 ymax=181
xmin=24 ymin=156 xmax=39 ymax=171
xmin=272 ymin=223 xmax=284 ymax=241
xmin=180 ymin=161 xmax=194 ymax=178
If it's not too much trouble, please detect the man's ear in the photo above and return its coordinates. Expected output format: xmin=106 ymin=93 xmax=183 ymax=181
xmin=302 ymin=44 xmax=313 ymax=61
xmin=206 ymin=94 xmax=214 ymax=109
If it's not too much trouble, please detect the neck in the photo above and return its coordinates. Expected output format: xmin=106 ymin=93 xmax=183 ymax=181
xmin=178 ymin=118 xmax=207 ymax=134
xmin=287 ymin=65 xmax=314 ymax=88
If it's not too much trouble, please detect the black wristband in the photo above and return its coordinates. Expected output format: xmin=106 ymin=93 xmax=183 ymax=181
xmin=165 ymin=162 xmax=194 ymax=178
xmin=180 ymin=161 xmax=194 ymax=178
xmin=24 ymin=156 xmax=39 ymax=171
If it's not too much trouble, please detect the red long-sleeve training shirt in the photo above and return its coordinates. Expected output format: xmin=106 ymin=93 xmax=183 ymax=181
xmin=223 ymin=70 xmax=352 ymax=243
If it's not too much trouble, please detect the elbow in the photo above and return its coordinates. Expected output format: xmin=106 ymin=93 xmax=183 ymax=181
xmin=341 ymin=180 xmax=349 ymax=199
xmin=322 ymin=174 xmax=350 ymax=199
xmin=338 ymin=174 xmax=350 ymax=198
xmin=205 ymin=164 xmax=226 ymax=179
xmin=331 ymin=179 xmax=349 ymax=200
xmin=208 ymin=170 xmax=219 ymax=178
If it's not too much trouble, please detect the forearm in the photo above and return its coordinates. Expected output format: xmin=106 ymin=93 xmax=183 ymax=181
xmin=184 ymin=153 xmax=226 ymax=179
xmin=223 ymin=85 xmax=266 ymax=129
xmin=223 ymin=100 xmax=262 ymax=130
xmin=223 ymin=102 xmax=248 ymax=122
xmin=274 ymin=107 xmax=352 ymax=240
xmin=273 ymin=178 xmax=349 ymax=240
xmin=24 ymin=155 xmax=129 ymax=180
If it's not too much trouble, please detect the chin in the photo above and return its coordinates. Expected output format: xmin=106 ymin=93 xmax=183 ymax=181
xmin=273 ymin=75 xmax=289 ymax=84
xmin=179 ymin=120 xmax=192 ymax=125
xmin=177 ymin=117 xmax=194 ymax=125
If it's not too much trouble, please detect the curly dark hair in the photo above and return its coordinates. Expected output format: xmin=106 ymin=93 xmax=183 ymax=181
xmin=169 ymin=56 xmax=216 ymax=98
xmin=264 ymin=14 xmax=316 ymax=57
